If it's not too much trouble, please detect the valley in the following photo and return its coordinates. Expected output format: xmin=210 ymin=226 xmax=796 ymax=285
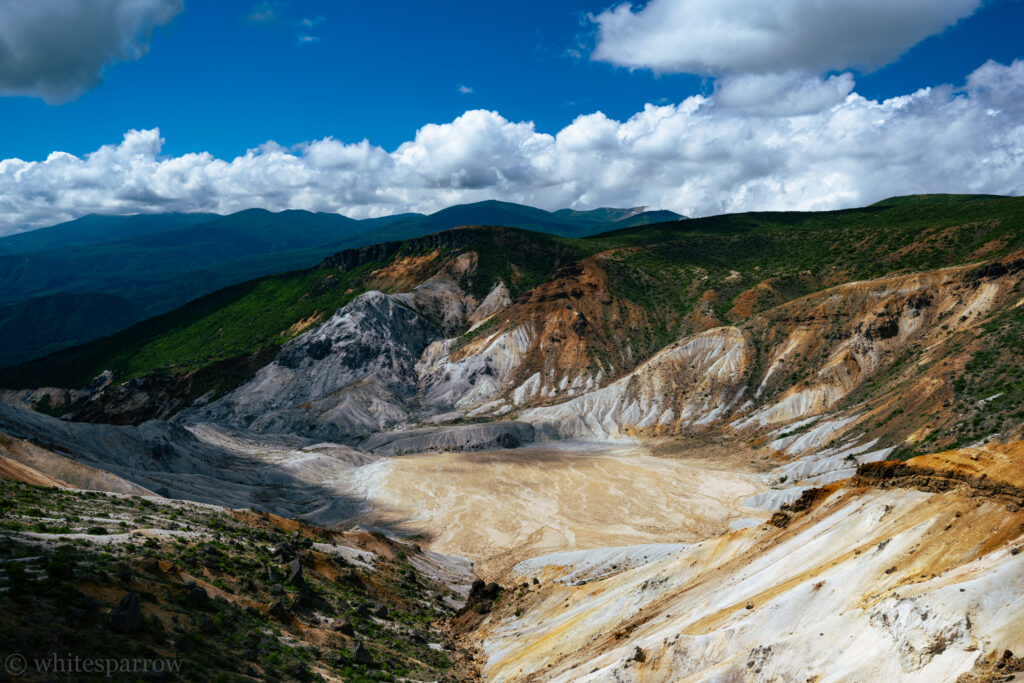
xmin=347 ymin=440 xmax=766 ymax=581
xmin=2 ymin=194 xmax=1024 ymax=681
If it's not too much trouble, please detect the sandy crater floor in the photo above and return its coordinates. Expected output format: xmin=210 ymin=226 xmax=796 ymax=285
xmin=345 ymin=440 xmax=768 ymax=580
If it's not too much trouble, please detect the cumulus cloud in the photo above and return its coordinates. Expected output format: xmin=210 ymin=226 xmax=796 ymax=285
xmin=0 ymin=0 xmax=182 ymax=103
xmin=714 ymin=71 xmax=856 ymax=116
xmin=591 ymin=0 xmax=982 ymax=75
xmin=0 ymin=61 xmax=1022 ymax=235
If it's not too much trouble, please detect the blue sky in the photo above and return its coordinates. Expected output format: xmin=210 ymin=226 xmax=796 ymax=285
xmin=0 ymin=0 xmax=1022 ymax=232
xmin=1 ymin=0 xmax=1022 ymax=160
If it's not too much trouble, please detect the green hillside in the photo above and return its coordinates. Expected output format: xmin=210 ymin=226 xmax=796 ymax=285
xmin=583 ymin=194 xmax=1024 ymax=360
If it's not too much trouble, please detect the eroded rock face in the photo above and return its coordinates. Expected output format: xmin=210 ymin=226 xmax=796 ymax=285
xmin=480 ymin=478 xmax=1024 ymax=682
xmin=521 ymin=326 xmax=752 ymax=439
xmin=184 ymin=291 xmax=442 ymax=440
xmin=391 ymin=253 xmax=511 ymax=335
xmin=357 ymin=422 xmax=539 ymax=456
xmin=417 ymin=324 xmax=537 ymax=413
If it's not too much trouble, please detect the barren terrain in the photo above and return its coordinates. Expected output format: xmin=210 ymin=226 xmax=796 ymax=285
xmin=348 ymin=441 xmax=767 ymax=581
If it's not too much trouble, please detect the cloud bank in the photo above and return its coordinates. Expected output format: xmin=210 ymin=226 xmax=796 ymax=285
xmin=590 ymin=0 xmax=982 ymax=75
xmin=0 ymin=61 xmax=1022 ymax=235
xmin=0 ymin=0 xmax=182 ymax=103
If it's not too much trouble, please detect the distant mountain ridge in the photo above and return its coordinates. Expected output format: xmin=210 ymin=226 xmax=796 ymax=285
xmin=0 ymin=201 xmax=685 ymax=366
xmin=0 ymin=212 xmax=220 ymax=255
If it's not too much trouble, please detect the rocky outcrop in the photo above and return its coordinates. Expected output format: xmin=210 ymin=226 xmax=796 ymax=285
xmin=184 ymin=291 xmax=441 ymax=441
xmin=417 ymin=324 xmax=537 ymax=413
xmin=108 ymin=592 xmax=143 ymax=633
xmin=392 ymin=252 xmax=511 ymax=335
xmin=854 ymin=442 xmax=1024 ymax=506
xmin=522 ymin=327 xmax=751 ymax=439
xmin=357 ymin=422 xmax=539 ymax=456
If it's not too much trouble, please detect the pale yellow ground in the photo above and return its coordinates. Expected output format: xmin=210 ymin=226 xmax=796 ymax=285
xmin=352 ymin=441 xmax=767 ymax=580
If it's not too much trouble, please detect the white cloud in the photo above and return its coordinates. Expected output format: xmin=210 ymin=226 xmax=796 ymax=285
xmin=0 ymin=0 xmax=182 ymax=103
xmin=458 ymin=84 xmax=474 ymax=94
xmin=714 ymin=71 xmax=856 ymax=116
xmin=0 ymin=61 xmax=1022 ymax=235
xmin=591 ymin=0 xmax=982 ymax=75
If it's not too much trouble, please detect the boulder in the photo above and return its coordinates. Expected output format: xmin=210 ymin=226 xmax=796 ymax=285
xmin=351 ymin=641 xmax=373 ymax=665
xmin=286 ymin=558 xmax=304 ymax=587
xmin=185 ymin=291 xmax=442 ymax=440
xmin=109 ymin=592 xmax=142 ymax=633
xmin=268 ymin=601 xmax=289 ymax=621
xmin=186 ymin=584 xmax=209 ymax=608
xmin=331 ymin=619 xmax=355 ymax=636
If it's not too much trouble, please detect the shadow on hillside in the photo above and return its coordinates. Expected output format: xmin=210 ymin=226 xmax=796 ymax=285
xmin=0 ymin=402 xmax=418 ymax=536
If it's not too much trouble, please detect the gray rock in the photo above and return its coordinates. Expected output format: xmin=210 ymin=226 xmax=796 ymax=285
xmin=358 ymin=422 xmax=535 ymax=456
xmin=109 ymin=592 xmax=142 ymax=633
xmin=351 ymin=641 xmax=373 ymax=665
xmin=287 ymin=558 xmax=304 ymax=587
xmin=185 ymin=291 xmax=442 ymax=440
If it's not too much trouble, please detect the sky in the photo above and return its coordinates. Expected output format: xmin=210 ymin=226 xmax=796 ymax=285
xmin=0 ymin=0 xmax=1022 ymax=234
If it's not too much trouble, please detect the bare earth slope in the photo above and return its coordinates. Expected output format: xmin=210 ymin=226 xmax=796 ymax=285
xmin=472 ymin=444 xmax=1024 ymax=682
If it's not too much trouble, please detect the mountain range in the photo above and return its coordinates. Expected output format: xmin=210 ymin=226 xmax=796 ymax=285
xmin=0 ymin=201 xmax=682 ymax=366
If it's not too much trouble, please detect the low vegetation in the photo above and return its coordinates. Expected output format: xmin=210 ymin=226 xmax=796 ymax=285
xmin=0 ymin=479 xmax=466 ymax=682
